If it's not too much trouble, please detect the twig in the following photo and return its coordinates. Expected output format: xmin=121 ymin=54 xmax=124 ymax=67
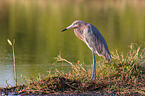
xmin=57 ymin=55 xmax=78 ymax=71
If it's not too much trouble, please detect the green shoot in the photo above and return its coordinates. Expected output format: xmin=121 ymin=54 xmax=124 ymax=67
xmin=7 ymin=39 xmax=17 ymax=86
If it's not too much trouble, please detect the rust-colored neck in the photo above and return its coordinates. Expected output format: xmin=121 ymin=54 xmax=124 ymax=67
xmin=74 ymin=25 xmax=85 ymax=42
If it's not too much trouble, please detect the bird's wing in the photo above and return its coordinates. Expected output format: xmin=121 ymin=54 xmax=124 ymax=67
xmin=84 ymin=24 xmax=111 ymax=60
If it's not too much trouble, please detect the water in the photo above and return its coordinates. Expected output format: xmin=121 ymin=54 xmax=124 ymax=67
xmin=0 ymin=0 xmax=145 ymax=87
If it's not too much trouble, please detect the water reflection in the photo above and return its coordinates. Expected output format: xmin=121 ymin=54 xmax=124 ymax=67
xmin=0 ymin=0 xmax=145 ymax=87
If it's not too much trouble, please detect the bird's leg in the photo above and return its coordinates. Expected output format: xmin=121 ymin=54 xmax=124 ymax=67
xmin=91 ymin=51 xmax=96 ymax=80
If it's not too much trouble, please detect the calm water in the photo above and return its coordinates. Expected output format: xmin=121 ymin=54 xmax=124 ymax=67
xmin=0 ymin=0 xmax=145 ymax=87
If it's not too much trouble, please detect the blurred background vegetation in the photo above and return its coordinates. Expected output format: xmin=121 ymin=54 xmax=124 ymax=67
xmin=0 ymin=0 xmax=145 ymax=86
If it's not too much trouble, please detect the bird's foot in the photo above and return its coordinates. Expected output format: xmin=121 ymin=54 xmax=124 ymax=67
xmin=91 ymin=76 xmax=96 ymax=80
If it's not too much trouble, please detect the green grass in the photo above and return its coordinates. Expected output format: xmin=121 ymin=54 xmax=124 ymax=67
xmin=1 ymin=43 xmax=145 ymax=95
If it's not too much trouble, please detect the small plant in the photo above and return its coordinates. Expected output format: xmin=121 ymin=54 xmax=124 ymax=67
xmin=7 ymin=39 xmax=17 ymax=86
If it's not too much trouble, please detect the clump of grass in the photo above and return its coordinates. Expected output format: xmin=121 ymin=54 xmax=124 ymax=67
xmin=17 ymin=57 xmax=109 ymax=95
xmin=106 ymin=43 xmax=145 ymax=94
xmin=5 ymin=43 xmax=145 ymax=95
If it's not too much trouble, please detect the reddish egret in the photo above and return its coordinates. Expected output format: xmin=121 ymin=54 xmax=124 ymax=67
xmin=62 ymin=20 xmax=111 ymax=80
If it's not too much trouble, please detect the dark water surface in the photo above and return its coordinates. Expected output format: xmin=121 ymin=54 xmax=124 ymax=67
xmin=0 ymin=0 xmax=145 ymax=87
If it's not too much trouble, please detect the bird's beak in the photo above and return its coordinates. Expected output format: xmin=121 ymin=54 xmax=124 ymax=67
xmin=61 ymin=24 xmax=74 ymax=32
xmin=61 ymin=28 xmax=67 ymax=32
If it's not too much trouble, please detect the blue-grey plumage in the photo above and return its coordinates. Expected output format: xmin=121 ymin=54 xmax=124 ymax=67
xmin=62 ymin=20 xmax=111 ymax=79
xmin=84 ymin=23 xmax=111 ymax=61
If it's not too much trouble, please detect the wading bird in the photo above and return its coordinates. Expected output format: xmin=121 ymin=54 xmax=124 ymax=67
xmin=62 ymin=20 xmax=111 ymax=80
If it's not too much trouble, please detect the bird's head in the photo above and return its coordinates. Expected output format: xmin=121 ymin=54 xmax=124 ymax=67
xmin=62 ymin=20 xmax=85 ymax=32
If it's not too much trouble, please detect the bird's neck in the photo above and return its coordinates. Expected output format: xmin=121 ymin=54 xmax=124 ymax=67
xmin=74 ymin=28 xmax=85 ymax=42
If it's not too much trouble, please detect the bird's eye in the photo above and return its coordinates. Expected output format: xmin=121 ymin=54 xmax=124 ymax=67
xmin=74 ymin=23 xmax=77 ymax=25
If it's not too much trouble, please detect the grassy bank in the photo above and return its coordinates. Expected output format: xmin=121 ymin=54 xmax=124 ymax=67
xmin=0 ymin=43 xmax=145 ymax=95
